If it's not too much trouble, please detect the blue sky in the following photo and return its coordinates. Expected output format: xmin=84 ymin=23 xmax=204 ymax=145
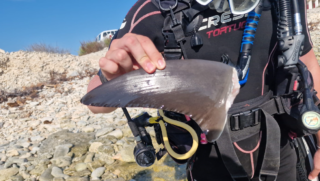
xmin=0 ymin=0 xmax=136 ymax=55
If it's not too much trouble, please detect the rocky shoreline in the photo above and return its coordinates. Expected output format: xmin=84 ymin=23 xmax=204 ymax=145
xmin=0 ymin=7 xmax=320 ymax=181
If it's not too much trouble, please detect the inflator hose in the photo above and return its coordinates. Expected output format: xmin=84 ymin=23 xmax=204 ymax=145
xmin=158 ymin=110 xmax=199 ymax=160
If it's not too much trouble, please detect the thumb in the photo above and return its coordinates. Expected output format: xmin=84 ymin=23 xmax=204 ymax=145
xmin=308 ymin=169 xmax=320 ymax=180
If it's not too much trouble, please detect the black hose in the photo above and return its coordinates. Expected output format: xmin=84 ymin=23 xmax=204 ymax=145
xmin=122 ymin=108 xmax=141 ymax=138
xmin=277 ymin=0 xmax=293 ymax=38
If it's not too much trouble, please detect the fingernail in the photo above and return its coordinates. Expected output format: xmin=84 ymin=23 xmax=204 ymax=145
xmin=146 ymin=61 xmax=155 ymax=72
xmin=308 ymin=176 xmax=313 ymax=180
xmin=158 ymin=58 xmax=165 ymax=69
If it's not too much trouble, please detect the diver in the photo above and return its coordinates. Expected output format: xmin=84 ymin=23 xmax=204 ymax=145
xmin=86 ymin=0 xmax=320 ymax=180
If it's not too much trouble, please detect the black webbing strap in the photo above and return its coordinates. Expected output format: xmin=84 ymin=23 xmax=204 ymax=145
xmin=259 ymin=97 xmax=285 ymax=115
xmin=182 ymin=2 xmax=208 ymax=22
xmin=259 ymin=110 xmax=280 ymax=181
xmin=217 ymin=110 xmax=280 ymax=181
xmin=216 ymin=119 xmax=250 ymax=181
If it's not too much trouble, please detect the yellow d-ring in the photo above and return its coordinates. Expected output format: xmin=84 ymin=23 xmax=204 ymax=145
xmin=158 ymin=109 xmax=199 ymax=160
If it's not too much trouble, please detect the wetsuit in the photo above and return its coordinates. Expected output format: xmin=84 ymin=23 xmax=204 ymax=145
xmin=115 ymin=0 xmax=314 ymax=180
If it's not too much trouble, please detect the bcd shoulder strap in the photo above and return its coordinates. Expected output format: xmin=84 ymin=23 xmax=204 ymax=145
xmin=150 ymin=0 xmax=206 ymax=60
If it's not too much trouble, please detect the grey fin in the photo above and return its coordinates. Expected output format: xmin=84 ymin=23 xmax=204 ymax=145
xmin=81 ymin=59 xmax=239 ymax=141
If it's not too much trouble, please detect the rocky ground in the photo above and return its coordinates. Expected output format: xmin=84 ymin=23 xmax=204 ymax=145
xmin=0 ymin=7 xmax=320 ymax=181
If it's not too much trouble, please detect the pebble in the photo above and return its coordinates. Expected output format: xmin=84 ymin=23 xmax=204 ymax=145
xmin=30 ymin=136 xmax=45 ymax=142
xmin=6 ymin=149 xmax=19 ymax=157
xmin=20 ymin=152 xmax=32 ymax=159
xmin=27 ymin=165 xmax=35 ymax=171
xmin=106 ymin=129 xmax=123 ymax=139
xmin=75 ymin=163 xmax=87 ymax=172
xmin=4 ymin=158 xmax=27 ymax=168
xmin=29 ymin=102 xmax=40 ymax=106
xmin=66 ymin=177 xmax=89 ymax=181
xmin=89 ymin=142 xmax=103 ymax=153
xmin=39 ymin=167 xmax=54 ymax=181
xmin=95 ymin=128 xmax=113 ymax=138
xmin=82 ymin=126 xmax=94 ymax=133
xmin=31 ymin=147 xmax=40 ymax=154
xmin=19 ymin=142 xmax=31 ymax=148
xmin=76 ymin=121 xmax=87 ymax=127
xmin=91 ymin=167 xmax=105 ymax=180
xmin=29 ymin=120 xmax=41 ymax=128
xmin=0 ymin=165 xmax=19 ymax=180
xmin=54 ymin=144 xmax=73 ymax=158
xmin=51 ymin=156 xmax=72 ymax=167
xmin=97 ymin=145 xmax=114 ymax=155
xmin=51 ymin=166 xmax=69 ymax=178
xmin=84 ymin=153 xmax=94 ymax=163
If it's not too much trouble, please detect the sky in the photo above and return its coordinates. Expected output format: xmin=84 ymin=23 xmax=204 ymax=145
xmin=0 ymin=0 xmax=137 ymax=55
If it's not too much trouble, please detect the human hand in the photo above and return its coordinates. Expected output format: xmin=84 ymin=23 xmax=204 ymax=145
xmin=308 ymin=149 xmax=320 ymax=180
xmin=99 ymin=33 xmax=166 ymax=81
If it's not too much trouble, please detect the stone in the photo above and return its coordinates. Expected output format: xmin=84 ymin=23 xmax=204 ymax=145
xmin=29 ymin=120 xmax=41 ymax=128
xmin=29 ymin=165 xmax=47 ymax=176
xmin=112 ymin=144 xmax=135 ymax=163
xmin=38 ymin=130 xmax=94 ymax=156
xmin=82 ymin=127 xmax=94 ymax=133
xmin=19 ymin=152 xmax=32 ymax=159
xmin=51 ymin=166 xmax=69 ymax=178
xmin=29 ymin=102 xmax=40 ymax=106
xmin=4 ymin=158 xmax=27 ymax=168
xmin=41 ymin=117 xmax=54 ymax=123
xmin=0 ymin=49 xmax=5 ymax=54
xmin=20 ymin=171 xmax=31 ymax=180
xmin=31 ymin=147 xmax=40 ymax=154
xmin=106 ymin=129 xmax=123 ymax=139
xmin=64 ymin=169 xmax=91 ymax=177
xmin=0 ymin=166 xmax=19 ymax=181
xmin=19 ymin=142 xmax=31 ymax=148
xmin=76 ymin=121 xmax=87 ymax=127
xmin=39 ymin=167 xmax=54 ymax=181
xmin=65 ymin=177 xmax=89 ymax=181
xmin=53 ymin=178 xmax=65 ymax=181
xmin=70 ymin=145 xmax=88 ymax=157
xmin=84 ymin=153 xmax=94 ymax=163
xmin=54 ymin=144 xmax=73 ymax=158
xmin=112 ymin=169 xmax=121 ymax=176
xmin=30 ymin=135 xmax=45 ymax=142
xmin=6 ymin=149 xmax=19 ymax=156
xmin=27 ymin=165 xmax=35 ymax=171
xmin=1 ymin=155 xmax=7 ymax=162
xmin=115 ymin=140 xmax=125 ymax=146
xmin=86 ymin=160 xmax=104 ymax=172
xmin=95 ymin=128 xmax=113 ymax=138
xmin=91 ymin=167 xmax=105 ymax=180
xmin=51 ymin=156 xmax=72 ymax=167
xmin=97 ymin=145 xmax=114 ymax=155
xmin=10 ymin=175 xmax=24 ymax=181
xmin=104 ymin=178 xmax=126 ymax=181
xmin=89 ymin=142 xmax=103 ymax=153
xmin=75 ymin=163 xmax=87 ymax=172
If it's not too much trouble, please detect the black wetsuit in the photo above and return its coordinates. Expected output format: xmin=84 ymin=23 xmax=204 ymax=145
xmin=115 ymin=0 xmax=314 ymax=180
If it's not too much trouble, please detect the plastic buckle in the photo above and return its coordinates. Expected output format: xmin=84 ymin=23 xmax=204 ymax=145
xmin=231 ymin=108 xmax=261 ymax=131
xmin=251 ymin=108 xmax=261 ymax=126
xmin=230 ymin=113 xmax=241 ymax=131
xmin=259 ymin=174 xmax=277 ymax=181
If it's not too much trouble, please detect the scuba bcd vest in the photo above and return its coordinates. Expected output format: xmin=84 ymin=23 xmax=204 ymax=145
xmin=119 ymin=0 xmax=320 ymax=180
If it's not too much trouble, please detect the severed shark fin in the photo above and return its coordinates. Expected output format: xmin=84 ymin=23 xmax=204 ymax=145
xmin=81 ymin=59 xmax=240 ymax=142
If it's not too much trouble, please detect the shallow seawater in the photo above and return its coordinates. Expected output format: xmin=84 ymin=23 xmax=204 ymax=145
xmin=107 ymin=153 xmax=187 ymax=181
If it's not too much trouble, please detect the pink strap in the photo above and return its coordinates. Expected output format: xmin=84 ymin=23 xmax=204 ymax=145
xmin=129 ymin=0 xmax=161 ymax=33
xmin=233 ymin=131 xmax=262 ymax=179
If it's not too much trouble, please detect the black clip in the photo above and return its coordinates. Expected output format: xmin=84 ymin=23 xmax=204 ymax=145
xmin=230 ymin=108 xmax=261 ymax=131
